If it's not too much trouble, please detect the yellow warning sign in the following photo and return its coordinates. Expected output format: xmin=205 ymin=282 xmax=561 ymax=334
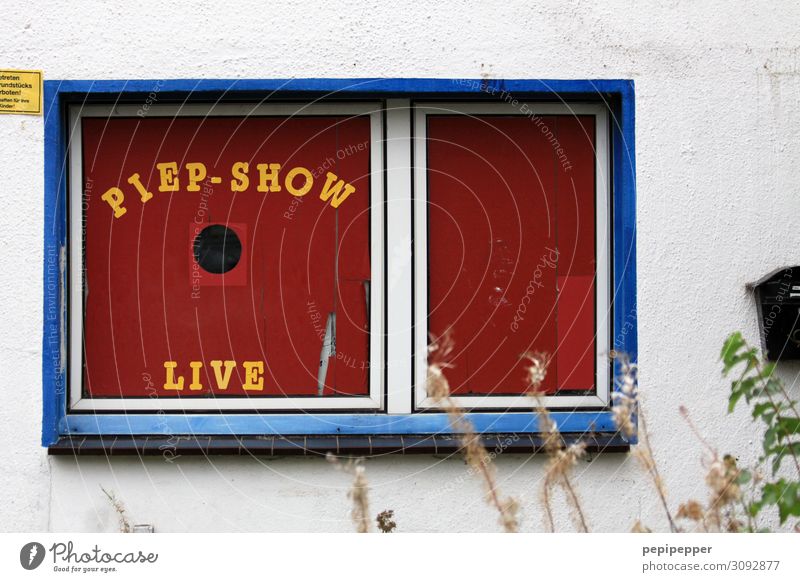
xmin=0 ymin=70 xmax=42 ymax=115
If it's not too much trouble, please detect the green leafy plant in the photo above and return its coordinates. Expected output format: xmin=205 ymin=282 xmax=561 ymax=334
xmin=721 ymin=332 xmax=800 ymax=526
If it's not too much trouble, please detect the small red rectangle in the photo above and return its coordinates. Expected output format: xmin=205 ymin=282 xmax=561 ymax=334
xmin=556 ymin=275 xmax=595 ymax=390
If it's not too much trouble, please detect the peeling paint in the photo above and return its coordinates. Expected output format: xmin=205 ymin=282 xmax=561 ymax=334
xmin=317 ymin=311 xmax=336 ymax=395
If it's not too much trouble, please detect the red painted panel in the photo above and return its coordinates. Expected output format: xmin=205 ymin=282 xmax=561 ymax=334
xmin=555 ymin=116 xmax=596 ymax=391
xmin=556 ymin=275 xmax=595 ymax=389
xmin=81 ymin=115 xmax=371 ymax=398
xmin=426 ymin=114 xmax=596 ymax=395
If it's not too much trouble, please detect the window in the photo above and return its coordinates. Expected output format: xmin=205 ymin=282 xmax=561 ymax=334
xmin=413 ymin=103 xmax=610 ymax=410
xmin=70 ymin=103 xmax=383 ymax=411
xmin=42 ymin=79 xmax=636 ymax=453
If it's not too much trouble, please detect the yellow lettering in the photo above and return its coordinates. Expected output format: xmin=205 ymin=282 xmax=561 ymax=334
xmin=230 ymin=162 xmax=249 ymax=192
xmin=127 ymin=173 xmax=153 ymax=203
xmin=157 ymin=162 xmax=179 ymax=192
xmin=285 ymin=167 xmax=313 ymax=197
xmin=209 ymin=360 xmax=236 ymax=391
xmin=100 ymin=187 xmax=127 ymax=218
xmin=256 ymin=163 xmax=282 ymax=193
xmin=242 ymin=361 xmax=264 ymax=391
xmin=189 ymin=361 xmax=203 ymax=390
xmin=319 ymin=172 xmax=355 ymax=208
xmin=163 ymin=361 xmax=184 ymax=390
xmin=185 ymin=162 xmax=207 ymax=192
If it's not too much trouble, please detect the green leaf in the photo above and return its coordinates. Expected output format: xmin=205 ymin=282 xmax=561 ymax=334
xmin=777 ymin=417 xmax=800 ymax=438
xmin=758 ymin=480 xmax=800 ymax=523
xmin=764 ymin=378 xmax=784 ymax=396
xmin=731 ymin=377 xmax=758 ymax=408
xmin=777 ymin=483 xmax=800 ymax=524
xmin=737 ymin=469 xmax=752 ymax=485
xmin=725 ymin=351 xmax=758 ymax=376
xmin=760 ymin=482 xmax=781 ymax=506
xmin=729 ymin=389 xmax=745 ymax=413
xmin=764 ymin=426 xmax=778 ymax=453
xmin=752 ymin=402 xmax=774 ymax=418
xmin=772 ymin=452 xmax=785 ymax=475
xmin=721 ymin=332 xmax=745 ymax=366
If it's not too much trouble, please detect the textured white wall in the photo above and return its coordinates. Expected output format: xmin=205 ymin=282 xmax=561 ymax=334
xmin=1 ymin=0 xmax=799 ymax=532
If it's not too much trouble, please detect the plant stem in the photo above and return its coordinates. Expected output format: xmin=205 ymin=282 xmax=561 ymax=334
xmin=639 ymin=411 xmax=678 ymax=532
xmin=562 ymin=474 xmax=589 ymax=532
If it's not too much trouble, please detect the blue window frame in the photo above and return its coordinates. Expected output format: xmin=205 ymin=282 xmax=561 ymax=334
xmin=42 ymin=78 xmax=636 ymax=454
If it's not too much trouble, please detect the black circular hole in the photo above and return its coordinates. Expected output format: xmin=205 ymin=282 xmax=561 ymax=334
xmin=193 ymin=225 xmax=242 ymax=274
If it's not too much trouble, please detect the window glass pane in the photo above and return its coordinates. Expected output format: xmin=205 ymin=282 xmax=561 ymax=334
xmin=426 ymin=114 xmax=596 ymax=395
xmin=81 ymin=114 xmax=372 ymax=398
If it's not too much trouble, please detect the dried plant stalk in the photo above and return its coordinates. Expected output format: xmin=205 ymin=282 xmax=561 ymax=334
xmin=100 ymin=486 xmax=132 ymax=533
xmin=327 ymin=453 xmax=371 ymax=533
xmin=524 ymin=351 xmax=589 ymax=533
xmin=635 ymin=413 xmax=677 ymax=532
xmin=376 ymin=509 xmax=397 ymax=533
xmin=427 ymin=332 xmax=520 ymax=533
xmin=611 ymin=353 xmax=637 ymax=438
xmin=678 ymin=406 xmax=744 ymax=532
xmin=350 ymin=464 xmax=371 ymax=533
xmin=611 ymin=354 xmax=678 ymax=533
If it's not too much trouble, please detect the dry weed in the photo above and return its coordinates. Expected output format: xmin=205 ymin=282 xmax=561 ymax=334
xmin=677 ymin=406 xmax=744 ymax=532
xmin=100 ymin=486 xmax=132 ymax=533
xmin=611 ymin=354 xmax=678 ymax=532
xmin=523 ymin=351 xmax=589 ymax=533
xmin=327 ymin=453 xmax=371 ymax=533
xmin=428 ymin=332 xmax=520 ymax=533
xmin=376 ymin=509 xmax=397 ymax=533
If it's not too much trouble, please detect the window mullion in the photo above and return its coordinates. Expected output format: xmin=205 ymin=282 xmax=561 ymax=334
xmin=385 ymin=99 xmax=413 ymax=414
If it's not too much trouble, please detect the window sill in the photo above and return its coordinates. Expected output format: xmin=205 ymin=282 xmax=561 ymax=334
xmin=47 ymin=433 xmax=631 ymax=456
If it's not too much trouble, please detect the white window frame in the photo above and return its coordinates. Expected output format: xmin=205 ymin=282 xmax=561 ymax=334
xmin=67 ymin=99 xmax=611 ymax=414
xmin=411 ymin=102 xmax=611 ymax=410
xmin=68 ymin=102 xmax=385 ymax=411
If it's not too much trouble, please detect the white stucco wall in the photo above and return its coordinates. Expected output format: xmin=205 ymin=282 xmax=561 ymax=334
xmin=1 ymin=0 xmax=799 ymax=532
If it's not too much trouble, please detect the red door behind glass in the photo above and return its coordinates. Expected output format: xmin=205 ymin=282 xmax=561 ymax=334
xmin=81 ymin=115 xmax=372 ymax=398
xmin=426 ymin=115 xmax=596 ymax=395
